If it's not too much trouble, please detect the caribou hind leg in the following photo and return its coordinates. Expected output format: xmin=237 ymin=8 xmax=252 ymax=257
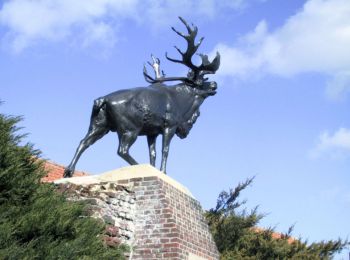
xmin=64 ymin=127 xmax=109 ymax=177
xmin=64 ymin=100 xmax=109 ymax=178
xmin=117 ymin=131 xmax=138 ymax=165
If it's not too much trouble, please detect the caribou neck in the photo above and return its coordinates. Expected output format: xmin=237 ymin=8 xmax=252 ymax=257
xmin=172 ymin=84 xmax=207 ymax=121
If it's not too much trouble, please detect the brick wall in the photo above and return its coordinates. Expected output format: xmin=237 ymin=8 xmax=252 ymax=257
xmin=56 ymin=181 xmax=136 ymax=250
xmin=116 ymin=176 xmax=219 ymax=260
xmin=55 ymin=165 xmax=219 ymax=260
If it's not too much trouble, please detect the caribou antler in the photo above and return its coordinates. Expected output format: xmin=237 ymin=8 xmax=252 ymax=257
xmin=143 ymin=17 xmax=220 ymax=85
xmin=143 ymin=55 xmax=163 ymax=83
xmin=165 ymin=17 xmax=203 ymax=73
xmin=166 ymin=17 xmax=220 ymax=83
xmin=143 ymin=54 xmax=193 ymax=84
xmin=147 ymin=54 xmax=165 ymax=79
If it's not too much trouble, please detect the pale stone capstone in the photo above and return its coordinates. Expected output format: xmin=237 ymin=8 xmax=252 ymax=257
xmin=55 ymin=164 xmax=194 ymax=198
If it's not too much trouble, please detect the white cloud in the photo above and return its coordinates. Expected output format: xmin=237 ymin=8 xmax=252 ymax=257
xmin=309 ymin=128 xmax=350 ymax=159
xmin=138 ymin=0 xmax=248 ymax=30
xmin=0 ymin=0 xmax=139 ymax=53
xmin=214 ymin=0 xmax=350 ymax=99
xmin=0 ymin=0 xmax=249 ymax=53
xmin=326 ymin=71 xmax=350 ymax=101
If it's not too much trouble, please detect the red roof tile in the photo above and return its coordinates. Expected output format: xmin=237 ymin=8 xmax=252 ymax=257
xmin=41 ymin=161 xmax=89 ymax=182
xmin=251 ymin=227 xmax=296 ymax=244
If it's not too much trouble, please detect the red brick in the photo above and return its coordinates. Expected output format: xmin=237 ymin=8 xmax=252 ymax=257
xmin=171 ymin=238 xmax=181 ymax=243
xmin=163 ymin=252 xmax=179 ymax=258
xmin=163 ymin=243 xmax=179 ymax=248
xmin=164 ymin=223 xmax=175 ymax=228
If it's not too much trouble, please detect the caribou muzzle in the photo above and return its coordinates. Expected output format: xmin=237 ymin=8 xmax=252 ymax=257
xmin=208 ymin=81 xmax=218 ymax=96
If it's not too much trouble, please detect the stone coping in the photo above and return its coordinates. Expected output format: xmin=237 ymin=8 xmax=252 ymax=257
xmin=188 ymin=253 xmax=208 ymax=260
xmin=54 ymin=164 xmax=194 ymax=198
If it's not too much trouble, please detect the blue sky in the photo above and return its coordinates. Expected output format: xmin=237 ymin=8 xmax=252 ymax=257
xmin=1 ymin=0 xmax=349 ymax=256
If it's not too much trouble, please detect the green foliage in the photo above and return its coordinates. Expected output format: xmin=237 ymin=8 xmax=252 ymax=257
xmin=0 ymin=113 xmax=127 ymax=259
xmin=206 ymin=178 xmax=349 ymax=259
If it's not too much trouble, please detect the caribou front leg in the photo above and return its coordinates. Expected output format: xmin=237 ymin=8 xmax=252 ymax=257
xmin=160 ymin=127 xmax=176 ymax=174
xmin=147 ymin=135 xmax=157 ymax=167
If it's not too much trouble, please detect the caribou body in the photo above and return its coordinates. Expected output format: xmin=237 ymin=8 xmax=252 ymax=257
xmin=64 ymin=17 xmax=220 ymax=177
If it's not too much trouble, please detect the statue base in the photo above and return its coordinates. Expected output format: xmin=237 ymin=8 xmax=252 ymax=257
xmin=55 ymin=164 xmax=219 ymax=260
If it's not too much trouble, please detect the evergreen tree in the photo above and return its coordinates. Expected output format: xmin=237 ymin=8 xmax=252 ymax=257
xmin=0 ymin=113 xmax=127 ymax=259
xmin=206 ymin=178 xmax=349 ymax=259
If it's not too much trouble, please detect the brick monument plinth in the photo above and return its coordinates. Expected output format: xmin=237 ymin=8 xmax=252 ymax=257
xmin=55 ymin=165 xmax=219 ymax=260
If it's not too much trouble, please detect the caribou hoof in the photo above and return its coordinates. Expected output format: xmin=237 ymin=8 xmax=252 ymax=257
xmin=63 ymin=168 xmax=73 ymax=178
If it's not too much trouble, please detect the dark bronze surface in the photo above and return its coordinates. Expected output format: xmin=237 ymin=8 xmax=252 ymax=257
xmin=64 ymin=17 xmax=220 ymax=177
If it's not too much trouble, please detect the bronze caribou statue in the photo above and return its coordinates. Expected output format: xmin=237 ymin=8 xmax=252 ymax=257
xmin=64 ymin=17 xmax=220 ymax=177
